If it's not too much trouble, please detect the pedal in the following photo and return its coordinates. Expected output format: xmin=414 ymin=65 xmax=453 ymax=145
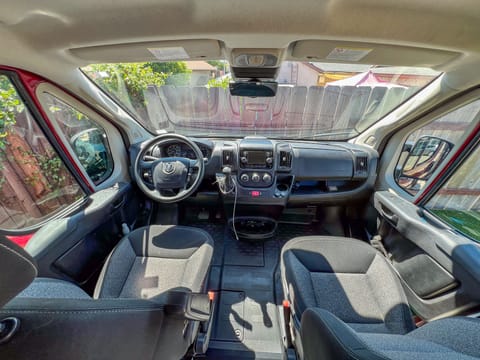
xmin=198 ymin=209 xmax=209 ymax=221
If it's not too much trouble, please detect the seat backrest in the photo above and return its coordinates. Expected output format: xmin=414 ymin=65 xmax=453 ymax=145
xmin=0 ymin=237 xmax=37 ymax=308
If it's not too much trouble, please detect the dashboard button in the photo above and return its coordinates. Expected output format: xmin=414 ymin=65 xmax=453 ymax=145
xmin=262 ymin=173 xmax=272 ymax=183
xmin=251 ymin=173 xmax=260 ymax=182
xmin=240 ymin=173 xmax=249 ymax=182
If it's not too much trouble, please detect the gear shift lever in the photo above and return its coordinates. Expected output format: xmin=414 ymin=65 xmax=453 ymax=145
xmin=222 ymin=166 xmax=234 ymax=193
xmin=215 ymin=166 xmax=239 ymax=240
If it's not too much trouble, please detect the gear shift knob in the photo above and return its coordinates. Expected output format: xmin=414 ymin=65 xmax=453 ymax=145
xmin=222 ymin=166 xmax=233 ymax=191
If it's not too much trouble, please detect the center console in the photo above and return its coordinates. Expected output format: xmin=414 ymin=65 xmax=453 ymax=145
xmin=238 ymin=139 xmax=275 ymax=188
xmin=219 ymin=137 xmax=294 ymax=240
xmin=221 ymin=137 xmax=294 ymax=205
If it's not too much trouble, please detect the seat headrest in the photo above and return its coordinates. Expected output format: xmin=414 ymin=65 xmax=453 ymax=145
xmin=0 ymin=237 xmax=37 ymax=308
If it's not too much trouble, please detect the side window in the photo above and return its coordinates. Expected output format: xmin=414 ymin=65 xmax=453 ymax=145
xmin=41 ymin=93 xmax=114 ymax=185
xmin=395 ymin=100 xmax=480 ymax=195
xmin=0 ymin=75 xmax=85 ymax=230
xmin=425 ymin=143 xmax=480 ymax=242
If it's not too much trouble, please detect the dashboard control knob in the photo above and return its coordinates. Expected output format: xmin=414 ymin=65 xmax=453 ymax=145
xmin=240 ymin=173 xmax=249 ymax=182
xmin=262 ymin=173 xmax=272 ymax=183
xmin=241 ymin=157 xmax=248 ymax=164
xmin=251 ymin=173 xmax=260 ymax=182
xmin=266 ymin=157 xmax=273 ymax=165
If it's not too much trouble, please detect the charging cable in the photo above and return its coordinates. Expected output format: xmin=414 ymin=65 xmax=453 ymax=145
xmin=215 ymin=168 xmax=239 ymax=241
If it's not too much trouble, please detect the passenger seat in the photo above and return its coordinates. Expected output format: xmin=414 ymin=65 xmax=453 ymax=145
xmin=280 ymin=236 xmax=415 ymax=357
xmin=301 ymin=308 xmax=480 ymax=360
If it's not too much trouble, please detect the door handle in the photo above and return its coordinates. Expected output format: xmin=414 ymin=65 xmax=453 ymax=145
xmin=380 ymin=205 xmax=399 ymax=225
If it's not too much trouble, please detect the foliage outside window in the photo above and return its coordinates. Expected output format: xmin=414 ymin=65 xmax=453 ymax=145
xmin=425 ymin=144 xmax=480 ymax=242
xmin=0 ymin=75 xmax=85 ymax=230
xmin=82 ymin=62 xmax=190 ymax=129
xmin=395 ymin=100 xmax=480 ymax=195
xmin=41 ymin=94 xmax=114 ymax=184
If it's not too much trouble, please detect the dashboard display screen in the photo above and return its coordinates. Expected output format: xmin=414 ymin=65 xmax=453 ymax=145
xmin=247 ymin=151 xmax=267 ymax=165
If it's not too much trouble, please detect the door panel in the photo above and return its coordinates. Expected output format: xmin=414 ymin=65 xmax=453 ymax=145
xmin=374 ymin=191 xmax=480 ymax=319
xmin=25 ymin=183 xmax=143 ymax=286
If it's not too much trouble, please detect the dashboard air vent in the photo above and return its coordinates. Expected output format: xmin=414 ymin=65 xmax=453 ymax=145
xmin=279 ymin=150 xmax=293 ymax=169
xmin=222 ymin=149 xmax=234 ymax=166
xmin=355 ymin=155 xmax=368 ymax=173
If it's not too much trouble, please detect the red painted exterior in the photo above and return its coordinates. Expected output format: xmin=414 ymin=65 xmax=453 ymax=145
xmin=0 ymin=66 xmax=95 ymax=247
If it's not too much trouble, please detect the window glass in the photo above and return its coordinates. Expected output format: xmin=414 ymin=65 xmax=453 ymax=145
xmin=395 ymin=100 xmax=480 ymax=195
xmin=425 ymin=144 xmax=480 ymax=242
xmin=82 ymin=61 xmax=440 ymax=140
xmin=41 ymin=93 xmax=114 ymax=184
xmin=0 ymin=75 xmax=85 ymax=230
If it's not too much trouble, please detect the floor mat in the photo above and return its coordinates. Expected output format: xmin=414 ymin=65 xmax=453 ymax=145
xmin=188 ymin=221 xmax=336 ymax=359
xmin=211 ymin=291 xmax=246 ymax=342
xmin=184 ymin=222 xmax=225 ymax=266
xmin=224 ymin=229 xmax=264 ymax=267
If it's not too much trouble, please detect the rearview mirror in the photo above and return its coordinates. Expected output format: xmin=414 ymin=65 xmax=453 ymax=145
xmin=229 ymin=81 xmax=278 ymax=97
xmin=397 ymin=136 xmax=453 ymax=194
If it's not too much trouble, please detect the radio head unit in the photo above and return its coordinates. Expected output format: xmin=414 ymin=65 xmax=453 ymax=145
xmin=239 ymin=149 xmax=273 ymax=169
xmin=238 ymin=137 xmax=274 ymax=169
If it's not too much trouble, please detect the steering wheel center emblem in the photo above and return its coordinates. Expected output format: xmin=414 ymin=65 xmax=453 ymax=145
xmin=163 ymin=162 xmax=176 ymax=174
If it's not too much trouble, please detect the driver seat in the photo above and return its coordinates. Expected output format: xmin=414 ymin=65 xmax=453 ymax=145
xmin=0 ymin=225 xmax=214 ymax=360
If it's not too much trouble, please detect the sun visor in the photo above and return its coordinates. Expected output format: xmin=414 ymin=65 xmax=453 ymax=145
xmin=291 ymin=40 xmax=460 ymax=68
xmin=69 ymin=39 xmax=223 ymax=62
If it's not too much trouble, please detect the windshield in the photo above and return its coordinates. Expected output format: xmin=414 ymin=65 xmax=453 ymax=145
xmin=82 ymin=61 xmax=440 ymax=140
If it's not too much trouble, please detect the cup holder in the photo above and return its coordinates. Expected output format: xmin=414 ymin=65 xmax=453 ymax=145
xmin=229 ymin=216 xmax=277 ymax=241
xmin=276 ymin=183 xmax=289 ymax=192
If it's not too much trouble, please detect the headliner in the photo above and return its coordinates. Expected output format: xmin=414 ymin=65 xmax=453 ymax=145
xmin=1 ymin=0 xmax=479 ymax=101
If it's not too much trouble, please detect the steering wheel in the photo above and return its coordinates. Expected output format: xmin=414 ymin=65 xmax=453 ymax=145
xmin=134 ymin=134 xmax=205 ymax=203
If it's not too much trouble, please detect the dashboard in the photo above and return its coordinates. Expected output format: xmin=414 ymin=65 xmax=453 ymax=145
xmin=152 ymin=142 xmax=212 ymax=159
xmin=135 ymin=136 xmax=378 ymax=206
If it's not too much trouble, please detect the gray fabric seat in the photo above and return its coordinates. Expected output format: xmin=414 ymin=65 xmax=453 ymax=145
xmin=94 ymin=225 xmax=213 ymax=301
xmin=281 ymin=236 xmax=414 ymax=336
xmin=301 ymin=308 xmax=480 ymax=360
xmin=0 ymin=225 xmax=214 ymax=360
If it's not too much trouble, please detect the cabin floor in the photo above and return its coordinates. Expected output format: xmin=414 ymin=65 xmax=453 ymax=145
xmin=181 ymin=217 xmax=345 ymax=360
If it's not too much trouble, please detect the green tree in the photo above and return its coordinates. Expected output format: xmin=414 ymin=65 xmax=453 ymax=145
xmin=0 ymin=76 xmax=24 ymax=148
xmin=207 ymin=77 xmax=230 ymax=89
xmin=149 ymin=61 xmax=191 ymax=86
xmin=149 ymin=61 xmax=189 ymax=75
xmin=207 ymin=60 xmax=229 ymax=73
xmin=84 ymin=63 xmax=168 ymax=117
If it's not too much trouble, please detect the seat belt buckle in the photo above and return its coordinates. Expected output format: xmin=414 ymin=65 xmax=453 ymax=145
xmin=194 ymin=290 xmax=217 ymax=356
xmin=283 ymin=299 xmax=294 ymax=348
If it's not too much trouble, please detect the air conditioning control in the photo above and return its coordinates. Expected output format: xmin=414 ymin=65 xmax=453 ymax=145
xmin=251 ymin=173 xmax=260 ymax=182
xmin=240 ymin=173 xmax=250 ymax=182
xmin=262 ymin=173 xmax=272 ymax=183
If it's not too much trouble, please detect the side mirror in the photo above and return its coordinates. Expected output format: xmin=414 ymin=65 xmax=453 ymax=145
xmin=397 ymin=136 xmax=453 ymax=194
xmin=71 ymin=128 xmax=111 ymax=183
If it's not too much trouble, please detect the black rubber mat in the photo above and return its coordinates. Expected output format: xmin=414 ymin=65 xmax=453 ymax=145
xmin=198 ymin=221 xmax=335 ymax=359
xmin=224 ymin=230 xmax=264 ymax=267
xmin=184 ymin=222 xmax=225 ymax=266
xmin=276 ymin=222 xmax=324 ymax=247
xmin=211 ymin=291 xmax=246 ymax=342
